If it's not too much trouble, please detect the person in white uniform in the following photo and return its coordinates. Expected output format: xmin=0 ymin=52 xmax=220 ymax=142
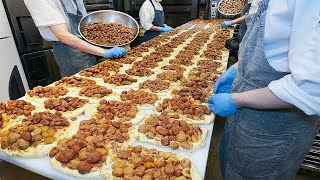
xmin=139 ymin=0 xmax=173 ymax=42
xmin=221 ymin=0 xmax=261 ymax=41
xmin=209 ymin=0 xmax=320 ymax=179
xmin=24 ymin=0 xmax=127 ymax=77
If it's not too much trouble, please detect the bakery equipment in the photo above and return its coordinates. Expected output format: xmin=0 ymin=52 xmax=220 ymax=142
xmin=79 ymin=10 xmax=139 ymax=48
xmin=0 ymin=1 xmax=29 ymax=101
xmin=2 ymin=0 xmax=61 ymax=89
xmin=84 ymin=0 xmax=114 ymax=12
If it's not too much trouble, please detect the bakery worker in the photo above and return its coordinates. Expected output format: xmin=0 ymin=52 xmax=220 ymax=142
xmin=139 ymin=0 xmax=173 ymax=42
xmin=24 ymin=0 xmax=127 ymax=77
xmin=208 ymin=0 xmax=320 ymax=179
xmin=221 ymin=0 xmax=261 ymax=41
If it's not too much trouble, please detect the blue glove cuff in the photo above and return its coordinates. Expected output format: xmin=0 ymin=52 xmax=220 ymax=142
xmin=229 ymin=95 xmax=240 ymax=109
xmin=208 ymin=93 xmax=240 ymax=117
xmin=159 ymin=26 xmax=165 ymax=32
xmin=228 ymin=66 xmax=238 ymax=79
xmin=104 ymin=50 xmax=112 ymax=58
xmin=221 ymin=21 xmax=234 ymax=28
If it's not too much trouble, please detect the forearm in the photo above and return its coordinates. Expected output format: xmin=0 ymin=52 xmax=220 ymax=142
xmin=50 ymin=24 xmax=105 ymax=57
xmin=231 ymin=62 xmax=238 ymax=70
xmin=232 ymin=15 xmax=246 ymax=24
xmin=149 ymin=26 xmax=160 ymax=31
xmin=60 ymin=33 xmax=105 ymax=57
xmin=232 ymin=87 xmax=293 ymax=109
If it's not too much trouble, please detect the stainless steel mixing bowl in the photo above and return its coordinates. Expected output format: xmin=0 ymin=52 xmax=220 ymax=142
xmin=78 ymin=10 xmax=139 ymax=48
xmin=217 ymin=0 xmax=242 ymax=19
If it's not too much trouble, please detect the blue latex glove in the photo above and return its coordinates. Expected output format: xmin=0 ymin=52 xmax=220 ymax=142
xmin=217 ymin=85 xmax=232 ymax=94
xmin=159 ymin=24 xmax=173 ymax=32
xmin=221 ymin=21 xmax=234 ymax=28
xmin=104 ymin=47 xmax=127 ymax=58
xmin=164 ymin=24 xmax=173 ymax=30
xmin=207 ymin=93 xmax=239 ymax=117
xmin=213 ymin=66 xmax=237 ymax=94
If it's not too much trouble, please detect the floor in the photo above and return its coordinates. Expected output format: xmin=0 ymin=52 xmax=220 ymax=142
xmin=0 ymin=117 xmax=319 ymax=180
xmin=205 ymin=116 xmax=225 ymax=180
xmin=0 ymin=160 xmax=48 ymax=180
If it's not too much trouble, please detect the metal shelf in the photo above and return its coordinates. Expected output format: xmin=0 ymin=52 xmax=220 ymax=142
xmin=302 ymin=131 xmax=320 ymax=173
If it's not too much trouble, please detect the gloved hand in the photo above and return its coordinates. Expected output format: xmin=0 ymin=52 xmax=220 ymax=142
xmin=104 ymin=47 xmax=127 ymax=58
xmin=207 ymin=93 xmax=239 ymax=117
xmin=221 ymin=21 xmax=234 ymax=28
xmin=159 ymin=24 xmax=173 ymax=32
xmin=164 ymin=24 xmax=173 ymax=30
xmin=216 ymin=85 xmax=233 ymax=94
xmin=213 ymin=66 xmax=237 ymax=94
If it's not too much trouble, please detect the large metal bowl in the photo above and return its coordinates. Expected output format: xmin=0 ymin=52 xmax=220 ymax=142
xmin=78 ymin=10 xmax=139 ymax=48
xmin=217 ymin=0 xmax=242 ymax=19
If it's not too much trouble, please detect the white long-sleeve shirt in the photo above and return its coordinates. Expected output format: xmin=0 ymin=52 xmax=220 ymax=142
xmin=24 ymin=0 xmax=87 ymax=41
xmin=265 ymin=0 xmax=320 ymax=115
xmin=139 ymin=0 xmax=163 ymax=31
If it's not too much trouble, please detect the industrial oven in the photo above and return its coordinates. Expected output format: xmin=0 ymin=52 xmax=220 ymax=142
xmin=84 ymin=0 xmax=117 ymax=12
xmin=2 ymin=0 xmax=60 ymax=89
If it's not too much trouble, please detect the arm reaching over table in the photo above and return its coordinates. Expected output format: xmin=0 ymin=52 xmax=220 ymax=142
xmin=50 ymin=24 xmax=126 ymax=58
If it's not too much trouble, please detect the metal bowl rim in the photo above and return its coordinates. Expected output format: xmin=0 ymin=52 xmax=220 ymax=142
xmin=217 ymin=0 xmax=242 ymax=16
xmin=78 ymin=10 xmax=139 ymax=48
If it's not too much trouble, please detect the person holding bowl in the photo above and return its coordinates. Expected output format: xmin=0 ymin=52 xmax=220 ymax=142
xmin=24 ymin=0 xmax=127 ymax=77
